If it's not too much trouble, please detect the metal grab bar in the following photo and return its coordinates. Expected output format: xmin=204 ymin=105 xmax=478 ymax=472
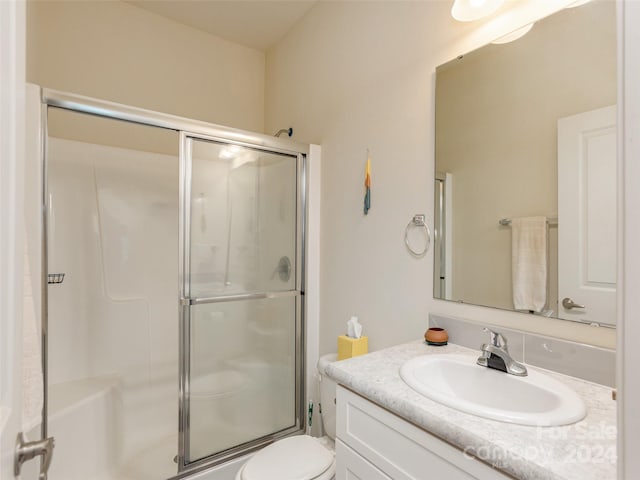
xmin=181 ymin=290 xmax=299 ymax=306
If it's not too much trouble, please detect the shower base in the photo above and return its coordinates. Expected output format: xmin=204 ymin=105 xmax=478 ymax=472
xmin=22 ymin=375 xmax=246 ymax=480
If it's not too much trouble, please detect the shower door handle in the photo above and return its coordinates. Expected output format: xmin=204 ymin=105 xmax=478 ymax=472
xmin=562 ymin=297 xmax=585 ymax=310
xmin=15 ymin=432 xmax=55 ymax=479
xmin=182 ymin=290 xmax=299 ymax=306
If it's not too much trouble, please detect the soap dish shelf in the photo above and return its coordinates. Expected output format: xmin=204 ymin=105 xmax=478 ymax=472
xmin=47 ymin=273 xmax=65 ymax=285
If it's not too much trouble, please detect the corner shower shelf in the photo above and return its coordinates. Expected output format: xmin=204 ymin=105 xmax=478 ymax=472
xmin=47 ymin=273 xmax=65 ymax=284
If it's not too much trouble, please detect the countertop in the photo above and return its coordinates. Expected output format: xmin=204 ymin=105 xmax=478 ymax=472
xmin=325 ymin=341 xmax=616 ymax=480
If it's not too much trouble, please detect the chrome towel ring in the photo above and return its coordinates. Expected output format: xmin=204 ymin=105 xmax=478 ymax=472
xmin=405 ymin=214 xmax=431 ymax=257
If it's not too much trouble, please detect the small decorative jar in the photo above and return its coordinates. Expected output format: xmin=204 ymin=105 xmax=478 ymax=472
xmin=424 ymin=327 xmax=448 ymax=346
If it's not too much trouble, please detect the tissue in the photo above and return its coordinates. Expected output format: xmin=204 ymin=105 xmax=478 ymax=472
xmin=338 ymin=316 xmax=368 ymax=360
xmin=347 ymin=316 xmax=362 ymax=339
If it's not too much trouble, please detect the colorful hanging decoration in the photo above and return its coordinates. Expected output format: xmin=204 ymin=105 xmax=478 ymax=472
xmin=364 ymin=151 xmax=371 ymax=215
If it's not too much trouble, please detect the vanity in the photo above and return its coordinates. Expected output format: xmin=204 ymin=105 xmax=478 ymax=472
xmin=325 ymin=341 xmax=616 ymax=480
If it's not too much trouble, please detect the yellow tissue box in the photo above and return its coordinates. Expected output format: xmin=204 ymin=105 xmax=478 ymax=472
xmin=338 ymin=335 xmax=368 ymax=360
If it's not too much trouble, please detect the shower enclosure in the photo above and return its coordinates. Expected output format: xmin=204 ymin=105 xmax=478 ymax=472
xmin=433 ymin=172 xmax=452 ymax=300
xmin=30 ymin=88 xmax=309 ymax=480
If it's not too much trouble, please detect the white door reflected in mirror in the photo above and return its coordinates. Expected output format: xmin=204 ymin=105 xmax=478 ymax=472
xmin=557 ymin=105 xmax=617 ymax=325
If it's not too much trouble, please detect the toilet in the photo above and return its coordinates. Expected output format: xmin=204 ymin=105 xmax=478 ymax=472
xmin=234 ymin=353 xmax=338 ymax=480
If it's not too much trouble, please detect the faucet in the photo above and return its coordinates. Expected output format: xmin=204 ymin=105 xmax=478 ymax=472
xmin=477 ymin=328 xmax=527 ymax=376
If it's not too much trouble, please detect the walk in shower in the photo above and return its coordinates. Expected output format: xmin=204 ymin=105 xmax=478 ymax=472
xmin=31 ymin=88 xmax=308 ymax=480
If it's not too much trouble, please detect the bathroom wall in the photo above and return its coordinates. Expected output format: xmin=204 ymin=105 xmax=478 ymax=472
xmin=265 ymin=0 xmax=617 ymax=354
xmin=27 ymin=0 xmax=265 ymax=133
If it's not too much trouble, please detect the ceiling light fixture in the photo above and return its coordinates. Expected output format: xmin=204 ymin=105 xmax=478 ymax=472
xmin=451 ymin=0 xmax=505 ymax=22
xmin=565 ymin=0 xmax=591 ymax=8
xmin=491 ymin=23 xmax=535 ymax=44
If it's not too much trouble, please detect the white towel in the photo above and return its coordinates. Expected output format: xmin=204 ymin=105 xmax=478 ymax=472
xmin=22 ymin=242 xmax=43 ymax=432
xmin=511 ymin=216 xmax=547 ymax=312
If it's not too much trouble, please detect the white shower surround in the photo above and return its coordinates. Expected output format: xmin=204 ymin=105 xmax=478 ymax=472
xmin=45 ymin=137 xmax=180 ymax=479
xmin=42 ymin=137 xmax=282 ymax=479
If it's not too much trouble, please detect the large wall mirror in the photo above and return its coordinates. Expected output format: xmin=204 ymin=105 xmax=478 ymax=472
xmin=434 ymin=0 xmax=617 ymax=326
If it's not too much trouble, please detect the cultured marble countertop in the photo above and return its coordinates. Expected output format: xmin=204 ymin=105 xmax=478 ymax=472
xmin=325 ymin=341 xmax=616 ymax=480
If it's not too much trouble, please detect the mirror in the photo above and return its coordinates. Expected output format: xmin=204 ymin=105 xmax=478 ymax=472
xmin=434 ymin=1 xmax=617 ymax=326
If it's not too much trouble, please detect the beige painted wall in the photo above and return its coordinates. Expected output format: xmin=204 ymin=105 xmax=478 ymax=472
xmin=27 ymin=0 xmax=265 ymax=133
xmin=436 ymin=1 xmax=616 ymax=312
xmin=265 ymin=0 xmax=617 ymax=353
xmin=266 ymin=1 xmax=451 ymax=356
xmin=27 ymin=0 xmax=617 ymax=353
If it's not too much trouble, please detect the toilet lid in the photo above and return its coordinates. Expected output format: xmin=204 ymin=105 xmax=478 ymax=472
xmin=242 ymin=436 xmax=334 ymax=480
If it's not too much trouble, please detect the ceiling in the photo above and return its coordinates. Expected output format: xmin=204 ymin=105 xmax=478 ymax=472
xmin=127 ymin=0 xmax=318 ymax=51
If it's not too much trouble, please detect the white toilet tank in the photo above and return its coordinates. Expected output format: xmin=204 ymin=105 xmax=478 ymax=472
xmin=317 ymin=353 xmax=338 ymax=440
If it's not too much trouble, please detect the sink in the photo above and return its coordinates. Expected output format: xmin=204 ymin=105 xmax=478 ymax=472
xmin=399 ymin=354 xmax=586 ymax=426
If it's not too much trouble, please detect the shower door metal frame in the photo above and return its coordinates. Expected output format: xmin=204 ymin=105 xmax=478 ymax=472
xmin=178 ymin=131 xmax=307 ymax=472
xmin=39 ymin=87 xmax=309 ymax=479
xmin=434 ymin=172 xmax=452 ymax=301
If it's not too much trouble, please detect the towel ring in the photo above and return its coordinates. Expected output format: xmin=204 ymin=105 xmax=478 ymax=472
xmin=405 ymin=214 xmax=431 ymax=257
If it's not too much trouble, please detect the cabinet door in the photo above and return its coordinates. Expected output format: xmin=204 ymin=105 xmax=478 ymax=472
xmin=337 ymin=386 xmax=512 ymax=480
xmin=336 ymin=439 xmax=392 ymax=480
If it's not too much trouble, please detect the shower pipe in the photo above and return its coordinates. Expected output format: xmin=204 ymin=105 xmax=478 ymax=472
xmin=39 ymin=87 xmax=310 ymax=479
xmin=274 ymin=127 xmax=293 ymax=137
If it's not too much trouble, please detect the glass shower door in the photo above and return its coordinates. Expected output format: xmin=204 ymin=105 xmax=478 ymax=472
xmin=180 ymin=135 xmax=304 ymax=467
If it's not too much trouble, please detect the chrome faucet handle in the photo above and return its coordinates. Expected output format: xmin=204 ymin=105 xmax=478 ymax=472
xmin=483 ymin=328 xmax=507 ymax=350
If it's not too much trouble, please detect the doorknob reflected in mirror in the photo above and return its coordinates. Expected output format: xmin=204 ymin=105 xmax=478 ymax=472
xmin=562 ymin=297 xmax=586 ymax=310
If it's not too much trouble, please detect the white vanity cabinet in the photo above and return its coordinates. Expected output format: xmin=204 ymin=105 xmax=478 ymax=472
xmin=335 ymin=386 xmax=513 ymax=480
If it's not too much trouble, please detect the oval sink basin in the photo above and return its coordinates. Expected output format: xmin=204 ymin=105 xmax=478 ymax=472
xmin=400 ymin=354 xmax=586 ymax=426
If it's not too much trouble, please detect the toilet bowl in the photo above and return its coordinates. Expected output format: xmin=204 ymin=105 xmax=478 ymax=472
xmin=234 ymin=353 xmax=338 ymax=480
